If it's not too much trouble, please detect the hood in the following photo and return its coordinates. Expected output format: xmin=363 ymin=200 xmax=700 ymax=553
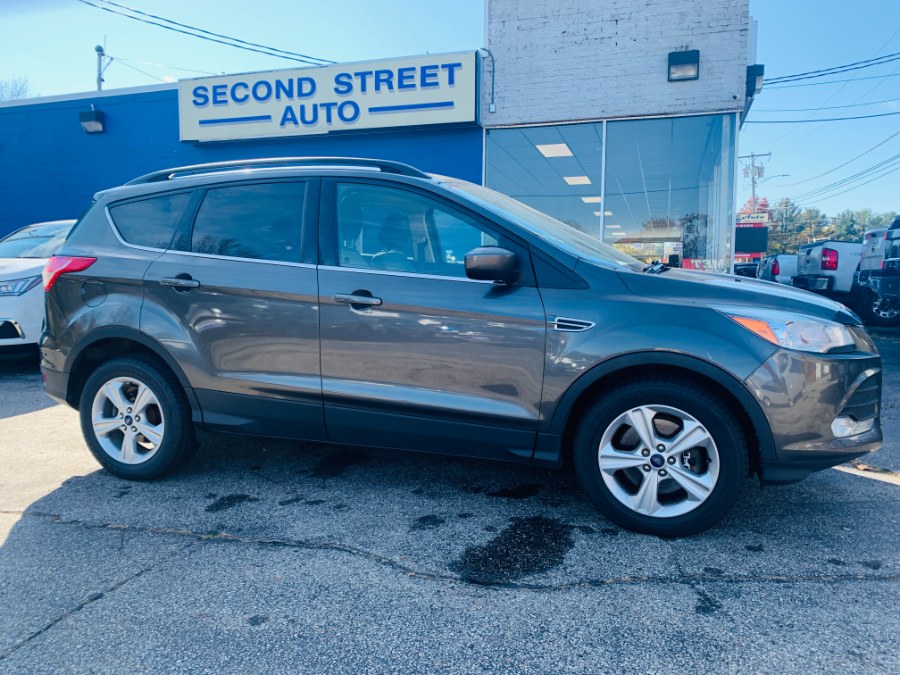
xmin=613 ymin=267 xmax=860 ymax=325
xmin=0 ymin=257 xmax=47 ymax=280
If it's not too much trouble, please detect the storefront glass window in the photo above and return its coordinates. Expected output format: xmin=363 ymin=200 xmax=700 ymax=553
xmin=485 ymin=123 xmax=604 ymax=237
xmin=485 ymin=114 xmax=736 ymax=272
xmin=604 ymin=114 xmax=735 ymax=271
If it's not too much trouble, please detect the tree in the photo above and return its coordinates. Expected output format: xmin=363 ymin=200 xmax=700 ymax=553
xmin=0 ymin=76 xmax=33 ymax=101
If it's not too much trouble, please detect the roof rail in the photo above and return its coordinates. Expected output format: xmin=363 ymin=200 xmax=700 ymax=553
xmin=125 ymin=157 xmax=430 ymax=185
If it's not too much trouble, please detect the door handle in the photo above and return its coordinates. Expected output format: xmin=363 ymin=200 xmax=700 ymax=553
xmin=333 ymin=293 xmax=382 ymax=307
xmin=160 ymin=277 xmax=200 ymax=289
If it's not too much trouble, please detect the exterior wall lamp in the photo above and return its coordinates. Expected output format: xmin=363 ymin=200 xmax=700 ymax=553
xmin=746 ymin=64 xmax=765 ymax=98
xmin=79 ymin=107 xmax=105 ymax=134
xmin=668 ymin=50 xmax=700 ymax=81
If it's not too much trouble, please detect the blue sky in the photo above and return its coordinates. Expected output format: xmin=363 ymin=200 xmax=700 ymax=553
xmin=2 ymin=0 xmax=898 ymax=214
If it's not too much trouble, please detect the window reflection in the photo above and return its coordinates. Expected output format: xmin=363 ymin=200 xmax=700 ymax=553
xmin=485 ymin=123 xmax=603 ymax=237
xmin=485 ymin=114 xmax=736 ymax=272
xmin=605 ymin=115 xmax=735 ymax=271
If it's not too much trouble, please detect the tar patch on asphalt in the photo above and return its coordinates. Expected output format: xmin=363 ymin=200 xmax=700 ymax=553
xmin=204 ymin=494 xmax=260 ymax=513
xmin=487 ymin=484 xmax=541 ymax=499
xmin=410 ymin=514 xmax=446 ymax=531
xmin=450 ymin=516 xmax=574 ymax=584
xmin=310 ymin=449 xmax=370 ymax=478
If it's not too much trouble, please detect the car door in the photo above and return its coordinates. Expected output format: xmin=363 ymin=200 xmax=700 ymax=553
xmin=142 ymin=179 xmax=325 ymax=440
xmin=317 ymin=179 xmax=547 ymax=462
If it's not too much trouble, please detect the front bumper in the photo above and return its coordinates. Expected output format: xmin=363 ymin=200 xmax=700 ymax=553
xmin=0 ymin=285 xmax=44 ymax=347
xmin=745 ymin=335 xmax=882 ymax=485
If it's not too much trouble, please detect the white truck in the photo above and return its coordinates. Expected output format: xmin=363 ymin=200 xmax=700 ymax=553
xmin=856 ymin=218 xmax=900 ymax=325
xmin=792 ymin=240 xmax=862 ymax=302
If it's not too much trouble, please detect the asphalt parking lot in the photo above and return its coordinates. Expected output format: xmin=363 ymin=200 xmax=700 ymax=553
xmin=1 ymin=331 xmax=898 ymax=673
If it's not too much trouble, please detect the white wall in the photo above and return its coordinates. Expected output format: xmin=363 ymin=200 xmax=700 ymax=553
xmin=483 ymin=0 xmax=749 ymax=126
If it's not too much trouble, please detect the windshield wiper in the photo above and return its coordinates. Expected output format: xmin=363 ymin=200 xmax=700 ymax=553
xmin=642 ymin=261 xmax=670 ymax=274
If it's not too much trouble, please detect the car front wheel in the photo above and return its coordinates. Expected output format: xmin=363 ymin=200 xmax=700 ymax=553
xmin=573 ymin=378 xmax=749 ymax=537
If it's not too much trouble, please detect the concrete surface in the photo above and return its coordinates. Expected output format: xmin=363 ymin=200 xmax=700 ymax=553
xmin=0 ymin=331 xmax=898 ymax=674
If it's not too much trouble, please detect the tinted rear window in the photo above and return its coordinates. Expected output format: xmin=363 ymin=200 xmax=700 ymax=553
xmin=109 ymin=192 xmax=192 ymax=249
xmin=191 ymin=183 xmax=306 ymax=262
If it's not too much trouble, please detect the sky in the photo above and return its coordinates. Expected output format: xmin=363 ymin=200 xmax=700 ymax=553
xmin=1 ymin=0 xmax=898 ymax=215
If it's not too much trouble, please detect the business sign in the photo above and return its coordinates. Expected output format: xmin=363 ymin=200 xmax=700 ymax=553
xmin=736 ymin=212 xmax=769 ymax=225
xmin=178 ymin=51 xmax=476 ymax=142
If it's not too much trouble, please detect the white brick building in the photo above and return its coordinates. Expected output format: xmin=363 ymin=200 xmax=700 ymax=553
xmin=482 ymin=0 xmax=759 ymax=271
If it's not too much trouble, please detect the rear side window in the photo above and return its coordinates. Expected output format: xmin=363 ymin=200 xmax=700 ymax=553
xmin=109 ymin=192 xmax=192 ymax=249
xmin=191 ymin=183 xmax=305 ymax=262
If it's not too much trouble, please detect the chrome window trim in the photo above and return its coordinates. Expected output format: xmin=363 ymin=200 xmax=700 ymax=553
xmin=162 ymin=248 xmax=314 ymax=269
xmin=318 ymin=264 xmax=495 ymax=284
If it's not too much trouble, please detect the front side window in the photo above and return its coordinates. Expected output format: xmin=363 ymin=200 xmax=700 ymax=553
xmin=191 ymin=183 xmax=305 ymax=262
xmin=109 ymin=192 xmax=192 ymax=249
xmin=335 ymin=183 xmax=498 ymax=277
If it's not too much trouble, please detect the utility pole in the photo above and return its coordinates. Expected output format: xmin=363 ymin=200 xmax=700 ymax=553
xmin=95 ymin=45 xmax=112 ymax=91
xmin=739 ymin=152 xmax=771 ymax=212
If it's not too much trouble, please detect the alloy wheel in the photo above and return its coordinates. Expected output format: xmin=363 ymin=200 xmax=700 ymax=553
xmin=90 ymin=376 xmax=166 ymax=464
xmin=597 ymin=404 xmax=720 ymax=518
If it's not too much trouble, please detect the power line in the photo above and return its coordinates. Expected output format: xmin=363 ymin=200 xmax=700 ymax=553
xmin=791 ymin=152 xmax=900 ymax=202
xmin=754 ymin=95 xmax=900 ymax=112
xmin=779 ymin=129 xmax=900 ymax=187
xmin=111 ymin=58 xmax=166 ymax=83
xmin=800 ymin=162 xmax=900 ymax=206
xmin=764 ymin=28 xmax=900 ymax=148
xmin=113 ymin=56 xmax=219 ymax=76
xmin=766 ymin=72 xmax=900 ymax=89
xmin=745 ymin=110 xmax=900 ymax=123
xmin=767 ymin=50 xmax=900 ymax=83
xmin=94 ymin=0 xmax=334 ymax=65
xmin=75 ymin=0 xmax=334 ymax=66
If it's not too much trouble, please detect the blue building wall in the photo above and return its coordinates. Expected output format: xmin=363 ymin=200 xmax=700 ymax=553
xmin=0 ymin=87 xmax=484 ymax=237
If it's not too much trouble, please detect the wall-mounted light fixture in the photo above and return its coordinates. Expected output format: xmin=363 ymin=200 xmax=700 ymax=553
xmin=746 ymin=64 xmax=765 ymax=99
xmin=79 ymin=105 xmax=105 ymax=134
xmin=668 ymin=50 xmax=700 ymax=82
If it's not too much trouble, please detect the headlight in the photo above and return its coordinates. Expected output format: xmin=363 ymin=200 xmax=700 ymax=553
xmin=718 ymin=307 xmax=855 ymax=353
xmin=0 ymin=275 xmax=42 ymax=297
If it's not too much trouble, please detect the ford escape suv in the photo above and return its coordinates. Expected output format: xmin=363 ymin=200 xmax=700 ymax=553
xmin=41 ymin=157 xmax=882 ymax=536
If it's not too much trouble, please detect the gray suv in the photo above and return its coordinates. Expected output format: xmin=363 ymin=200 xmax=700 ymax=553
xmin=41 ymin=158 xmax=882 ymax=536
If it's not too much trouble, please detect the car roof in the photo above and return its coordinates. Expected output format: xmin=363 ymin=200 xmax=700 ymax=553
xmin=95 ymin=158 xmax=446 ymax=203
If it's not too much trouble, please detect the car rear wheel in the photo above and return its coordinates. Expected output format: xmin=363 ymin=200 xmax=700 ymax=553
xmin=573 ymin=378 xmax=748 ymax=537
xmin=79 ymin=356 xmax=197 ymax=479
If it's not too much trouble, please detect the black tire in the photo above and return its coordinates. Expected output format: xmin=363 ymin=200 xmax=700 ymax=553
xmin=855 ymin=288 xmax=900 ymax=327
xmin=573 ymin=378 xmax=748 ymax=537
xmin=79 ymin=355 xmax=197 ymax=480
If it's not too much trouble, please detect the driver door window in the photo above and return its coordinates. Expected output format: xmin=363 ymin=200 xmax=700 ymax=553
xmin=335 ymin=183 xmax=498 ymax=277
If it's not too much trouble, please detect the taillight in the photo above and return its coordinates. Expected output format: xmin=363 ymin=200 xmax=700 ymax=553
xmin=42 ymin=256 xmax=97 ymax=291
xmin=772 ymin=259 xmax=780 ymax=276
xmin=821 ymin=248 xmax=838 ymax=271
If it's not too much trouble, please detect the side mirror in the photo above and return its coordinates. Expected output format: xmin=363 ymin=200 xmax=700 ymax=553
xmin=464 ymin=246 xmax=518 ymax=283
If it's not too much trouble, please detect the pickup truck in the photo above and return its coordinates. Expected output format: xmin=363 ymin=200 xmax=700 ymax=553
xmin=857 ymin=219 xmax=900 ymax=324
xmin=792 ymin=240 xmax=861 ymax=300
xmin=759 ymin=253 xmax=797 ymax=285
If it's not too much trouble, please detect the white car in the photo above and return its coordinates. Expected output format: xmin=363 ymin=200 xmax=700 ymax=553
xmin=0 ymin=220 xmax=76 ymax=349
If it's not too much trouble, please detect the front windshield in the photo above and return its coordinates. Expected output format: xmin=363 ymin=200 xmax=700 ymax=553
xmin=0 ymin=222 xmax=74 ymax=258
xmin=445 ymin=179 xmax=644 ymax=271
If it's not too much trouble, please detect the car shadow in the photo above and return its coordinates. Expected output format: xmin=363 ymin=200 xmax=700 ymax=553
xmin=0 ymin=348 xmax=57 ymax=420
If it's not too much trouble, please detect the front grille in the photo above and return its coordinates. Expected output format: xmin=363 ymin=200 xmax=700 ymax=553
xmin=841 ymin=372 xmax=881 ymax=421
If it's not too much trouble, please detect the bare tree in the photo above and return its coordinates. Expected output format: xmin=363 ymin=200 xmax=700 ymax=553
xmin=0 ymin=77 xmax=33 ymax=101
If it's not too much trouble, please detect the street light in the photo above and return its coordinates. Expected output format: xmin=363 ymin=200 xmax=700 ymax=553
xmin=758 ymin=173 xmax=789 ymax=185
